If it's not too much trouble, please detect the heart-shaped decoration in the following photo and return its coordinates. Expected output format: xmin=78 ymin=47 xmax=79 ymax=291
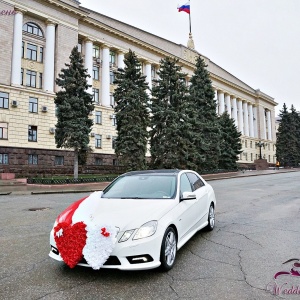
xmin=54 ymin=222 xmax=87 ymax=268
xmin=83 ymin=224 xmax=117 ymax=270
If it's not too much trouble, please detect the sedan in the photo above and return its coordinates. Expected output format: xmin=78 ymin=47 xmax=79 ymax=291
xmin=49 ymin=169 xmax=216 ymax=271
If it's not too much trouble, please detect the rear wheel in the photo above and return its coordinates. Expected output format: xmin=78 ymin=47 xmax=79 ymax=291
xmin=206 ymin=205 xmax=215 ymax=231
xmin=160 ymin=227 xmax=177 ymax=271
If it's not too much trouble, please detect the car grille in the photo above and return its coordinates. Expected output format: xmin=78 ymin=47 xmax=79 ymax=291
xmin=79 ymin=256 xmax=121 ymax=266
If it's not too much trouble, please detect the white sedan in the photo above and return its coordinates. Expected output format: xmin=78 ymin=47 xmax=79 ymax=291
xmin=49 ymin=169 xmax=216 ymax=271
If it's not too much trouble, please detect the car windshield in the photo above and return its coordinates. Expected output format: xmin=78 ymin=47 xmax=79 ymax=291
xmin=102 ymin=174 xmax=177 ymax=199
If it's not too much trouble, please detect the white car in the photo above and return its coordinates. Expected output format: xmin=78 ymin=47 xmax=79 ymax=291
xmin=49 ymin=169 xmax=216 ymax=271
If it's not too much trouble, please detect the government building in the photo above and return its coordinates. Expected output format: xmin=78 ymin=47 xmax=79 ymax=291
xmin=0 ymin=0 xmax=277 ymax=176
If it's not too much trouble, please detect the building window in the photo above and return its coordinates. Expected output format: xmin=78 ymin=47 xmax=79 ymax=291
xmin=0 ymin=123 xmax=8 ymax=139
xmin=93 ymin=66 xmax=99 ymax=80
xmin=256 ymin=154 xmax=258 ymax=160
xmin=22 ymin=41 xmax=25 ymax=58
xmin=112 ymin=115 xmax=117 ymax=126
xmin=268 ymin=155 xmax=270 ymax=162
xmin=28 ymin=125 xmax=37 ymax=142
xmin=95 ymin=157 xmax=103 ymax=165
xmin=95 ymin=111 xmax=102 ymax=124
xmin=151 ymin=66 xmax=156 ymax=79
xmin=92 ymin=88 xmax=99 ymax=104
xmin=0 ymin=154 xmax=8 ymax=164
xmin=23 ymin=22 xmax=43 ymax=37
xmin=95 ymin=134 xmax=102 ymax=148
xmin=28 ymin=154 xmax=38 ymax=165
xmin=268 ymin=144 xmax=270 ymax=150
xmin=93 ymin=45 xmax=100 ymax=58
xmin=110 ymin=94 xmax=115 ymax=107
xmin=27 ymin=43 xmax=38 ymax=61
xmin=29 ymin=97 xmax=38 ymax=113
xmin=26 ymin=70 xmax=37 ymax=87
xmin=113 ymin=159 xmax=119 ymax=166
xmin=39 ymin=47 xmax=43 ymax=62
xmin=250 ymin=153 xmax=253 ymax=161
xmin=112 ymin=136 xmax=117 ymax=149
xmin=245 ymin=153 xmax=248 ymax=161
xmin=39 ymin=73 xmax=43 ymax=89
xmin=110 ymin=70 xmax=115 ymax=84
xmin=250 ymin=141 xmax=252 ymax=148
xmin=21 ymin=68 xmax=24 ymax=85
xmin=0 ymin=92 xmax=9 ymax=109
xmin=245 ymin=140 xmax=247 ymax=148
xmin=109 ymin=51 xmax=116 ymax=66
xmin=55 ymin=156 xmax=64 ymax=166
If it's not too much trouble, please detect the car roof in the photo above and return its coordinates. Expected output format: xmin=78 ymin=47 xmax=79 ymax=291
xmin=123 ymin=169 xmax=182 ymax=176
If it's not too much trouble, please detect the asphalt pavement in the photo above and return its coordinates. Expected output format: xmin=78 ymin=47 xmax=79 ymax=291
xmin=0 ymin=168 xmax=298 ymax=195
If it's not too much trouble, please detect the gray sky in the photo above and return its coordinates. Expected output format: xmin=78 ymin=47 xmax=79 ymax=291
xmin=81 ymin=0 xmax=300 ymax=115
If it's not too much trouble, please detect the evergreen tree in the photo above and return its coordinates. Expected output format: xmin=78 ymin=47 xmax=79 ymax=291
xmin=218 ymin=112 xmax=242 ymax=170
xmin=54 ymin=46 xmax=94 ymax=179
xmin=276 ymin=104 xmax=300 ymax=167
xmin=188 ymin=56 xmax=221 ymax=171
xmin=113 ymin=49 xmax=150 ymax=171
xmin=150 ymin=57 xmax=199 ymax=169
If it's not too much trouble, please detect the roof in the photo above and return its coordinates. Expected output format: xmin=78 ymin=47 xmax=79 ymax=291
xmin=123 ymin=169 xmax=181 ymax=176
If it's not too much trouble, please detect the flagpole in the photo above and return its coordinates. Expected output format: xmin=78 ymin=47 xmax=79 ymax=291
xmin=189 ymin=0 xmax=191 ymax=33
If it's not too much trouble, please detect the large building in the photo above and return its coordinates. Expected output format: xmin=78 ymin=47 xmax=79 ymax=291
xmin=0 ymin=0 xmax=277 ymax=176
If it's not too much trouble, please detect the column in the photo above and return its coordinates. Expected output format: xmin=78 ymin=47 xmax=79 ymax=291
xmin=101 ymin=45 xmax=110 ymax=107
xmin=243 ymin=101 xmax=249 ymax=136
xmin=11 ymin=8 xmax=25 ymax=85
xmin=262 ymin=109 xmax=267 ymax=139
xmin=44 ymin=20 xmax=56 ymax=92
xmin=237 ymin=99 xmax=244 ymax=134
xmin=231 ymin=97 xmax=238 ymax=127
xmin=253 ymin=106 xmax=258 ymax=138
xmin=248 ymin=104 xmax=254 ymax=137
xmin=117 ymin=51 xmax=124 ymax=69
xmin=225 ymin=94 xmax=231 ymax=117
xmin=145 ymin=62 xmax=152 ymax=91
xmin=84 ymin=38 xmax=93 ymax=94
xmin=214 ymin=90 xmax=218 ymax=114
xmin=266 ymin=110 xmax=272 ymax=140
xmin=218 ymin=91 xmax=225 ymax=115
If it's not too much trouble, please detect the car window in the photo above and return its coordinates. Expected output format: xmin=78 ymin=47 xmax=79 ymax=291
xmin=180 ymin=173 xmax=193 ymax=195
xmin=186 ymin=172 xmax=205 ymax=191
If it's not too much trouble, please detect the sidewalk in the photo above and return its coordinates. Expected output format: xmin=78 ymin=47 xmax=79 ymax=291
xmin=0 ymin=168 xmax=298 ymax=195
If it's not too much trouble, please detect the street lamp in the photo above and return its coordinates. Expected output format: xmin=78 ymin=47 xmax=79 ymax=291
xmin=256 ymin=141 xmax=265 ymax=160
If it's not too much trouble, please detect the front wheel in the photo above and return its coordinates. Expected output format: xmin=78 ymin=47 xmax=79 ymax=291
xmin=206 ymin=205 xmax=215 ymax=231
xmin=160 ymin=227 xmax=177 ymax=271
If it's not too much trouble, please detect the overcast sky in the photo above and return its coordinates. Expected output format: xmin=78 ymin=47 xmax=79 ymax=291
xmin=81 ymin=0 xmax=300 ymax=115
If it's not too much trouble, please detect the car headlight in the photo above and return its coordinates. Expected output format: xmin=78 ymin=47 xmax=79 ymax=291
xmin=133 ymin=221 xmax=158 ymax=240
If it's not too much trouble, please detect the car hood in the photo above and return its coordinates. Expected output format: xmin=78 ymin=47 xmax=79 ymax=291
xmin=68 ymin=191 xmax=177 ymax=231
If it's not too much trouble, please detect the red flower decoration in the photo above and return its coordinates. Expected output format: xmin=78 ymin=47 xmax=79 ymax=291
xmin=101 ymin=227 xmax=110 ymax=237
xmin=54 ymin=222 xmax=87 ymax=268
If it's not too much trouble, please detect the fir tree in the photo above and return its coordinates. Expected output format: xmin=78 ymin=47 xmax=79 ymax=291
xmin=150 ymin=57 xmax=199 ymax=169
xmin=276 ymin=104 xmax=300 ymax=167
xmin=218 ymin=112 xmax=242 ymax=170
xmin=188 ymin=56 xmax=221 ymax=171
xmin=113 ymin=49 xmax=150 ymax=171
xmin=54 ymin=46 xmax=94 ymax=179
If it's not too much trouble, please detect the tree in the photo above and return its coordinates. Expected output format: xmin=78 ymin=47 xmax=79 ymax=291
xmin=113 ymin=49 xmax=150 ymax=171
xmin=54 ymin=46 xmax=94 ymax=179
xmin=276 ymin=104 xmax=300 ymax=167
xmin=188 ymin=56 xmax=221 ymax=171
xmin=218 ymin=112 xmax=242 ymax=170
xmin=150 ymin=57 xmax=199 ymax=169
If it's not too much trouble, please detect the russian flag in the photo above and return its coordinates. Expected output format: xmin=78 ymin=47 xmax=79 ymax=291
xmin=178 ymin=1 xmax=190 ymax=14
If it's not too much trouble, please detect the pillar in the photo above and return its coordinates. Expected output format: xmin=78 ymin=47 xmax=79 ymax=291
xmin=243 ymin=101 xmax=249 ymax=136
xmin=218 ymin=91 xmax=225 ymax=115
xmin=225 ymin=94 xmax=231 ymax=117
xmin=248 ymin=104 xmax=254 ymax=137
xmin=101 ymin=45 xmax=110 ymax=107
xmin=84 ymin=38 xmax=93 ymax=94
xmin=237 ymin=99 xmax=244 ymax=134
xmin=232 ymin=97 xmax=238 ymax=127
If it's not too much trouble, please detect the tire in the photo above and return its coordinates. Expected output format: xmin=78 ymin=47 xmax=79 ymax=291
xmin=206 ymin=204 xmax=215 ymax=231
xmin=160 ymin=227 xmax=177 ymax=271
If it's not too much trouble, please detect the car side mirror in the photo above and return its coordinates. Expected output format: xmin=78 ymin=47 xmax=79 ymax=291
xmin=181 ymin=192 xmax=196 ymax=201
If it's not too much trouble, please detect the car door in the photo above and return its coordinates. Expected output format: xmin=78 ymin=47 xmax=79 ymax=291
xmin=186 ymin=172 xmax=209 ymax=227
xmin=176 ymin=172 xmax=200 ymax=241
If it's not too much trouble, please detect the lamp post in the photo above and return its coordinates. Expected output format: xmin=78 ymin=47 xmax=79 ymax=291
xmin=256 ymin=141 xmax=265 ymax=160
